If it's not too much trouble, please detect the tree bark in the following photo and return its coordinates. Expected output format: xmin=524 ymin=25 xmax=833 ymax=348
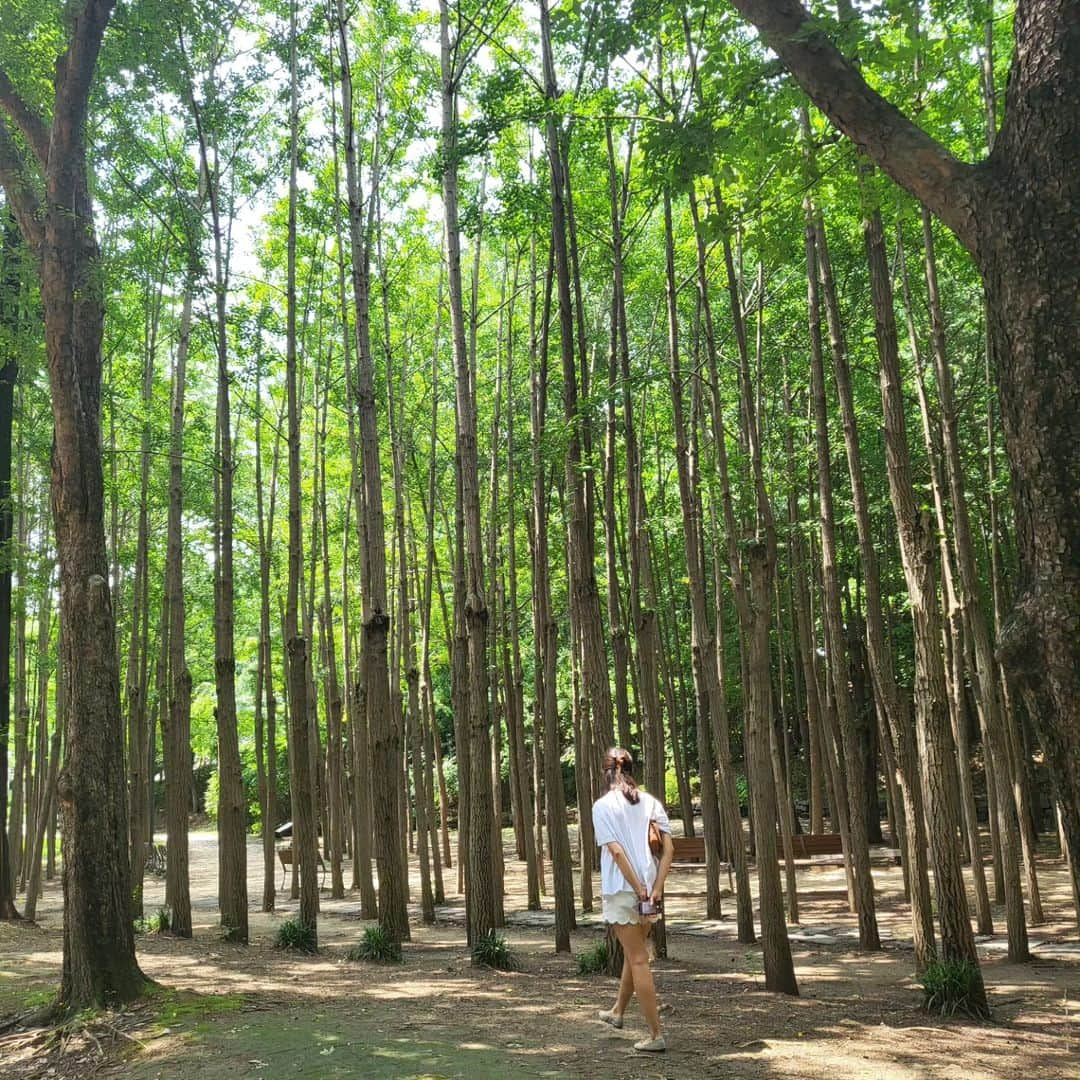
xmin=0 ymin=0 xmax=147 ymax=1008
xmin=440 ymin=0 xmax=496 ymax=945
xmin=531 ymin=238 xmax=575 ymax=952
xmin=804 ymin=203 xmax=880 ymax=951
xmin=286 ymin=0 xmax=319 ymax=940
xmin=0 ymin=214 xmax=20 ymax=920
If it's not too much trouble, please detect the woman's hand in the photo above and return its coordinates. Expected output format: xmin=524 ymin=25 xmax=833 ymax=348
xmin=650 ymin=886 xmax=663 ymax=906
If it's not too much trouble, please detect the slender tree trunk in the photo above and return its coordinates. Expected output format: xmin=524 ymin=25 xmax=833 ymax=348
xmin=662 ymin=191 xmax=725 ymax=921
xmin=897 ymin=231 xmax=993 ymax=940
xmin=0 ymin=216 xmax=20 ymax=920
xmin=804 ymin=206 xmax=879 ymax=950
xmin=864 ymin=205 xmax=988 ymax=1011
xmin=920 ymin=210 xmax=1038 ymax=941
xmin=532 ymin=239 xmax=574 ymax=952
xmin=254 ymin=362 xmax=281 ymax=912
xmin=286 ymin=0 xmax=319 ymax=939
xmin=540 ymin=0 xmax=615 ymax=774
xmin=501 ymin=267 xmax=541 ymax=910
xmin=163 ymin=265 xmax=194 ymax=939
xmin=339 ymin=1 xmax=407 ymax=941
xmin=440 ymin=0 xmax=495 ymax=944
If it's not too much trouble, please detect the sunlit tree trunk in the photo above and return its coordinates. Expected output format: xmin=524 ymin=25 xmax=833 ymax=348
xmin=531 ymin=239 xmax=575 ymax=952
xmin=439 ymin=0 xmax=495 ymax=944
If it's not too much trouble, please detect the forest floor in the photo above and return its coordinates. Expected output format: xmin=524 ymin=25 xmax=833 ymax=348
xmin=1 ymin=825 xmax=1077 ymax=1079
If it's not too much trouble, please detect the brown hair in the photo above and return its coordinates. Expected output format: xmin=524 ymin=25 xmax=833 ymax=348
xmin=602 ymin=747 xmax=640 ymax=804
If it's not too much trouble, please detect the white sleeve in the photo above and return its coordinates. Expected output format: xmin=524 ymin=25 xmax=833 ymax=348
xmin=592 ymin=799 xmax=618 ymax=847
xmin=649 ymin=794 xmax=672 ymax=834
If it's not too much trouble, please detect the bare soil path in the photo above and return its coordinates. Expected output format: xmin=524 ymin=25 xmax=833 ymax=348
xmin=1 ymin=828 xmax=1077 ymax=1078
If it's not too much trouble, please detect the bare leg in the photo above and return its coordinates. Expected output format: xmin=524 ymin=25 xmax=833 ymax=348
xmin=614 ymin=922 xmax=662 ymax=1039
xmin=613 ymin=945 xmax=634 ymax=1016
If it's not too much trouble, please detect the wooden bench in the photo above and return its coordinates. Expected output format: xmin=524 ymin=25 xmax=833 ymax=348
xmin=276 ymin=843 xmax=327 ymax=890
xmin=671 ymin=836 xmax=707 ymax=867
xmin=790 ymin=833 xmax=844 ymax=859
xmin=144 ymin=842 xmax=168 ymax=877
xmin=665 ymin=836 xmax=732 ymax=905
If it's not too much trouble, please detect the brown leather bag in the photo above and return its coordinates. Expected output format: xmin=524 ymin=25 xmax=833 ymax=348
xmin=648 ymin=819 xmax=663 ymax=858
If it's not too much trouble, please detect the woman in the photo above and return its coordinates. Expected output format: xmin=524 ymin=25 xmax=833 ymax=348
xmin=591 ymin=747 xmax=674 ymax=1052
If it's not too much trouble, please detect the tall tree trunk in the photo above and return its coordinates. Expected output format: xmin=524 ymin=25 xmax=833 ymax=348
xmin=864 ymin=205 xmax=988 ymax=1011
xmin=0 ymin=0 xmax=146 ymax=1008
xmin=125 ymin=260 xmax=159 ymax=919
xmin=662 ymin=191 xmax=725 ymax=922
xmin=897 ymin=229 xmax=993 ymax=941
xmin=254 ymin=363 xmax=282 ymax=912
xmin=163 ymin=262 xmax=194 ymax=938
xmin=804 ymin=205 xmax=880 ymax=951
xmin=539 ymin=0 xmax=615 ymax=773
xmin=440 ymin=0 xmax=495 ymax=944
xmin=531 ymin=239 xmax=575 ymax=952
xmin=0 ymin=214 xmax=20 ymax=920
xmin=919 ymin=209 xmax=1039 ymax=940
xmin=329 ymin=43 xmax=376 ymax=918
xmin=207 ymin=186 xmax=247 ymax=946
xmin=501 ymin=265 xmax=541 ymax=910
xmin=286 ymin=0 xmax=319 ymax=939
xmin=337 ymin=0 xmax=408 ymax=941
xmin=686 ymin=190 xmax=756 ymax=944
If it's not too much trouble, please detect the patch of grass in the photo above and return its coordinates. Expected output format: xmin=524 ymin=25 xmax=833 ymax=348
xmin=146 ymin=987 xmax=247 ymax=1036
xmin=471 ymin=930 xmax=519 ymax=972
xmin=134 ymin=907 xmax=171 ymax=935
xmin=345 ymin=926 xmax=403 ymax=964
xmin=741 ymin=951 xmax=764 ymax=976
xmin=274 ymin=918 xmax=317 ymax=953
xmin=577 ymin=940 xmax=610 ymax=975
xmin=919 ymin=957 xmax=989 ymax=1019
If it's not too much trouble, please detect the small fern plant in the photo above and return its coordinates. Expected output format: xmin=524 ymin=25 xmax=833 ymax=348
xmin=346 ymin=926 xmax=402 ymax=963
xmin=275 ymin=918 xmax=318 ymax=954
xmin=919 ymin=957 xmax=989 ymax=1020
xmin=471 ymin=930 xmax=520 ymax=971
xmin=134 ymin=907 xmax=171 ymax=935
xmin=577 ymin=941 xmax=610 ymax=976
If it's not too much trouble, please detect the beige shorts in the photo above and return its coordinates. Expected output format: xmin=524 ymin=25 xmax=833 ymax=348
xmin=602 ymin=891 xmax=641 ymax=925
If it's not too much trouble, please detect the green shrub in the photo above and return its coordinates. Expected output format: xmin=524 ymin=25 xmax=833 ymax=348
xmin=134 ymin=907 xmax=171 ymax=935
xmin=664 ymin=770 xmax=681 ymax=808
xmin=577 ymin=940 xmax=610 ymax=975
xmin=275 ymin=919 xmax=317 ymax=953
xmin=471 ymin=930 xmax=520 ymax=971
xmin=206 ymin=743 xmax=291 ymax=833
xmin=346 ymin=926 xmax=403 ymax=964
xmin=919 ymin=957 xmax=989 ymax=1019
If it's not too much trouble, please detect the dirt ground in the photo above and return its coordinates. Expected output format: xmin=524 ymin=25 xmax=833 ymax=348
xmin=1 ymin=826 xmax=1077 ymax=1079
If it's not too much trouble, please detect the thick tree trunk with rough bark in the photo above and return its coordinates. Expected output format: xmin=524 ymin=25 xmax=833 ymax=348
xmin=0 ymin=0 xmax=147 ymax=1008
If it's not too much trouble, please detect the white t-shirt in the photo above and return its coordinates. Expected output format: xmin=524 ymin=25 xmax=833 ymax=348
xmin=592 ymin=788 xmax=671 ymax=898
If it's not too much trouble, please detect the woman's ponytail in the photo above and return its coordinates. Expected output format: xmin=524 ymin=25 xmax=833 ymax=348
xmin=602 ymin=747 xmax=640 ymax=804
